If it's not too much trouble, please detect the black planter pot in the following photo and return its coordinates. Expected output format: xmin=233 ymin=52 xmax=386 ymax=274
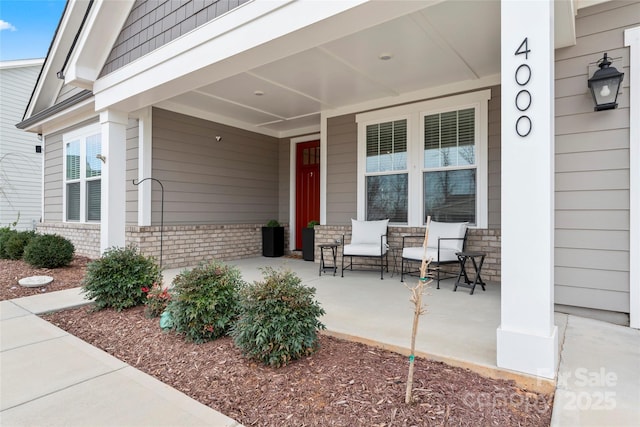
xmin=302 ymin=228 xmax=315 ymax=261
xmin=262 ymin=226 xmax=284 ymax=257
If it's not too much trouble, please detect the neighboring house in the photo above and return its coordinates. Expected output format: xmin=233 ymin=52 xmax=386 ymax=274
xmin=0 ymin=59 xmax=44 ymax=230
xmin=17 ymin=0 xmax=639 ymax=380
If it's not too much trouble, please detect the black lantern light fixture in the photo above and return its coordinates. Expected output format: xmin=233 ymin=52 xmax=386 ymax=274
xmin=587 ymin=53 xmax=624 ymax=111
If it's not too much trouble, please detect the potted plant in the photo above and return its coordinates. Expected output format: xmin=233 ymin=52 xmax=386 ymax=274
xmin=302 ymin=220 xmax=319 ymax=261
xmin=262 ymin=220 xmax=284 ymax=257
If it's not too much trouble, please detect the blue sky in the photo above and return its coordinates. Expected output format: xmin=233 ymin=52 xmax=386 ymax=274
xmin=0 ymin=0 xmax=66 ymax=61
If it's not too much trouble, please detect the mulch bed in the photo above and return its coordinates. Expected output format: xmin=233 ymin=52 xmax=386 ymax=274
xmin=43 ymin=305 xmax=553 ymax=426
xmin=0 ymin=256 xmax=90 ymax=301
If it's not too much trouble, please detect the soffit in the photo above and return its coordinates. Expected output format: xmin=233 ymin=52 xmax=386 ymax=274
xmin=159 ymin=0 xmax=502 ymax=137
xmin=96 ymin=0 xmax=582 ymax=138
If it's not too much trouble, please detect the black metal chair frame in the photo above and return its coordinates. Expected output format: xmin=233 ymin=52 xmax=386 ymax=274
xmin=400 ymin=230 xmax=468 ymax=289
xmin=341 ymin=233 xmax=389 ymax=280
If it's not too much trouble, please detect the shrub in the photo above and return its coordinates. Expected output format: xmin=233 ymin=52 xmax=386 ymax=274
xmin=5 ymin=230 xmax=37 ymax=260
xmin=82 ymin=246 xmax=161 ymax=311
xmin=23 ymin=234 xmax=75 ymax=268
xmin=231 ymin=267 xmax=326 ymax=367
xmin=168 ymin=261 xmax=244 ymax=343
xmin=0 ymin=227 xmax=17 ymax=259
xmin=144 ymin=282 xmax=172 ymax=318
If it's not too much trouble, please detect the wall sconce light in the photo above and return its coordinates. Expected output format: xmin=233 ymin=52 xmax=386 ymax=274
xmin=96 ymin=154 xmax=106 ymax=163
xmin=587 ymin=53 xmax=624 ymax=111
xmin=215 ymin=135 xmax=222 ymax=142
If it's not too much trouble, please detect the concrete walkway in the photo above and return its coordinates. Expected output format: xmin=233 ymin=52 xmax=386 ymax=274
xmin=1 ymin=256 xmax=638 ymax=426
xmin=0 ymin=291 xmax=241 ymax=426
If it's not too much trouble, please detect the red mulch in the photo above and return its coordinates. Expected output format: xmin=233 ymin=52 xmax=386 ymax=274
xmin=0 ymin=256 xmax=90 ymax=301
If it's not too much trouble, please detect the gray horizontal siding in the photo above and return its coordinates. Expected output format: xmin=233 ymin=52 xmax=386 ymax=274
xmin=326 ymin=114 xmax=357 ymax=225
xmin=487 ymin=85 xmax=501 ymax=228
xmin=0 ymin=64 xmax=42 ymax=229
xmin=150 ymin=108 xmax=279 ymax=225
xmin=126 ymin=119 xmax=139 ymax=225
xmin=555 ymin=285 xmax=629 ymax=313
xmin=43 ymin=134 xmax=63 ymax=222
xmin=55 ymin=85 xmax=85 ymax=104
xmin=278 ymin=137 xmax=290 ymax=224
xmin=100 ymin=0 xmax=250 ymax=77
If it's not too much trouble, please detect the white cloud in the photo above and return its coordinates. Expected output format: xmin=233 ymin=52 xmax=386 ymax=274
xmin=0 ymin=20 xmax=17 ymax=31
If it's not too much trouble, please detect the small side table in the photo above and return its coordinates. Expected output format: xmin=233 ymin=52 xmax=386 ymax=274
xmin=454 ymin=251 xmax=486 ymax=295
xmin=388 ymin=246 xmax=401 ymax=278
xmin=318 ymin=243 xmax=339 ymax=276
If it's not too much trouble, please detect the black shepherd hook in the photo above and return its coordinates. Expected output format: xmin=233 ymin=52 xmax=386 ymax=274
xmin=133 ymin=177 xmax=164 ymax=268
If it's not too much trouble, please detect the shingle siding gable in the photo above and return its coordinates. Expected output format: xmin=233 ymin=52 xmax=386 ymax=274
xmin=100 ymin=0 xmax=249 ymax=77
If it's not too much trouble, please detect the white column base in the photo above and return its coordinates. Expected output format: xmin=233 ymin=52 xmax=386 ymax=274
xmin=497 ymin=325 xmax=558 ymax=379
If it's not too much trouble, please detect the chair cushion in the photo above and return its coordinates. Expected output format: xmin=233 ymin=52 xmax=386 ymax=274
xmin=350 ymin=219 xmax=389 ymax=245
xmin=344 ymin=243 xmax=388 ymax=257
xmin=427 ymin=221 xmax=467 ymax=251
xmin=402 ymin=246 xmax=458 ymax=263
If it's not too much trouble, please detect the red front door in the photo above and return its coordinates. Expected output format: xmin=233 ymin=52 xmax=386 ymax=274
xmin=296 ymin=140 xmax=320 ymax=250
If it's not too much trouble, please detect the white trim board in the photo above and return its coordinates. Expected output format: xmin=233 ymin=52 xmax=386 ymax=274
xmin=624 ymin=26 xmax=640 ymax=329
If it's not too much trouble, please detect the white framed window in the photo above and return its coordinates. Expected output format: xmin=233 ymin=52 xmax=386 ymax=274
xmin=364 ymin=118 xmax=408 ymax=222
xmin=63 ymin=124 xmax=102 ymax=222
xmin=356 ymin=90 xmax=490 ymax=227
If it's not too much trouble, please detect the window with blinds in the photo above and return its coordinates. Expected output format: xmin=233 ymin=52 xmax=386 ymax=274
xmin=86 ymin=180 xmax=101 ymax=221
xmin=85 ymin=135 xmax=102 ymax=178
xmin=63 ymin=126 xmax=101 ymax=222
xmin=66 ymin=141 xmax=80 ymax=180
xmin=66 ymin=182 xmax=80 ymax=221
xmin=424 ymin=108 xmax=475 ymax=168
xmin=365 ymin=119 xmax=408 ymax=222
xmin=366 ymin=119 xmax=407 ymax=173
xmin=423 ymin=108 xmax=476 ymax=223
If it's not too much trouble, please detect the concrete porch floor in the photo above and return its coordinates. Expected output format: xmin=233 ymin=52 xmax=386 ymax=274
xmin=163 ymin=256 xmax=565 ymax=391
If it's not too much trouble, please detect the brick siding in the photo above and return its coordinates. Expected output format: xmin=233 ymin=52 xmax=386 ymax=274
xmin=126 ymin=223 xmax=290 ymax=268
xmin=37 ymin=222 xmax=101 ymax=259
xmin=314 ymin=225 xmax=501 ymax=282
xmin=38 ymin=222 xmax=291 ymax=269
xmin=36 ymin=222 xmax=500 ymax=281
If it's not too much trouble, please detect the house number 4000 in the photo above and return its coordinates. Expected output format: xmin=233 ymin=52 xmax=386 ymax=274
xmin=514 ymin=38 xmax=532 ymax=137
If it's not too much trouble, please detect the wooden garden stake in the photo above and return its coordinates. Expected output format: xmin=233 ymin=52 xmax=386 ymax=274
xmin=405 ymin=216 xmax=433 ymax=404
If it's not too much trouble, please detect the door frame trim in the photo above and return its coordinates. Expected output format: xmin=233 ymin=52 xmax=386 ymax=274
xmin=289 ymin=133 xmax=321 ymax=252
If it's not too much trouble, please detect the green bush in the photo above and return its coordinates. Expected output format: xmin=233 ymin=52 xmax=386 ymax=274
xmin=23 ymin=234 xmax=75 ymax=268
xmin=168 ymin=261 xmax=244 ymax=343
xmin=144 ymin=283 xmax=172 ymax=318
xmin=0 ymin=227 xmax=17 ymax=259
xmin=231 ymin=267 xmax=326 ymax=367
xmin=82 ymin=246 xmax=161 ymax=311
xmin=5 ymin=230 xmax=37 ymax=260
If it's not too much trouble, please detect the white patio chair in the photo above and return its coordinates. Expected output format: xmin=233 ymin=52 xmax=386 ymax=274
xmin=400 ymin=221 xmax=468 ymax=288
xmin=341 ymin=218 xmax=389 ymax=280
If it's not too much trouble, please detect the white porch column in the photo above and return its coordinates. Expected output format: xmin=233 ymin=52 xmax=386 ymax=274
xmin=624 ymin=26 xmax=640 ymax=329
xmin=100 ymin=109 xmax=128 ymax=253
xmin=497 ymin=0 xmax=558 ymax=379
xmin=137 ymin=107 xmax=152 ymax=226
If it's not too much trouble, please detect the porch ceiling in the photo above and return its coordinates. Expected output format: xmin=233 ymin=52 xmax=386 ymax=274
xmin=157 ymin=0 xmax=502 ymax=137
